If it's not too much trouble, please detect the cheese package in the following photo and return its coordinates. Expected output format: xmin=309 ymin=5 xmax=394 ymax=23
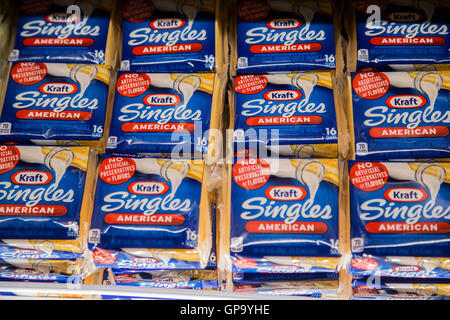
xmin=107 ymin=72 xmax=225 ymax=157
xmin=0 ymin=62 xmax=114 ymax=154
xmin=0 ymin=266 xmax=74 ymax=283
xmin=233 ymin=280 xmax=340 ymax=298
xmin=352 ymin=277 xmax=450 ymax=300
xmin=0 ymin=258 xmax=81 ymax=276
xmin=233 ymin=271 xmax=338 ymax=284
xmin=347 ymin=71 xmax=450 ymax=160
xmin=0 ymin=242 xmax=84 ymax=260
xmin=348 ymin=160 xmax=450 ymax=278
xmin=9 ymin=0 xmax=120 ymax=68
xmin=89 ymin=201 xmax=217 ymax=271
xmin=88 ymin=155 xmax=213 ymax=269
xmin=346 ymin=0 xmax=450 ymax=72
xmin=231 ymin=0 xmax=342 ymax=74
xmin=120 ymin=0 xmax=228 ymax=73
xmin=0 ymin=145 xmax=97 ymax=257
xmin=350 ymin=255 xmax=450 ymax=279
xmin=231 ymin=72 xmax=347 ymax=158
xmin=111 ymin=269 xmax=218 ymax=289
xmin=220 ymin=157 xmax=341 ymax=276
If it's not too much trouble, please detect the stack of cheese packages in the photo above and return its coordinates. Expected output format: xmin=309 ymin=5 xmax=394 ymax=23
xmin=343 ymin=0 xmax=450 ymax=300
xmin=85 ymin=0 xmax=228 ymax=295
xmin=217 ymin=0 xmax=349 ymax=299
xmin=0 ymin=0 xmax=119 ymax=298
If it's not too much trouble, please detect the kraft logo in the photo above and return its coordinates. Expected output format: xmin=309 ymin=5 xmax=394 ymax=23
xmin=114 ymin=273 xmax=139 ymax=283
xmin=263 ymin=90 xmax=302 ymax=101
xmin=10 ymin=171 xmax=53 ymax=185
xmin=45 ymin=13 xmax=81 ymax=23
xmin=392 ymin=266 xmax=422 ymax=272
xmin=271 ymin=265 xmax=300 ymax=271
xmin=266 ymin=18 xmax=303 ymax=29
xmin=143 ymin=94 xmax=182 ymax=106
xmin=385 ymin=95 xmax=427 ymax=109
xmin=264 ymin=185 xmax=307 ymax=201
xmin=13 ymin=249 xmax=42 ymax=255
xmin=130 ymin=257 xmax=159 ymax=263
xmin=39 ymin=83 xmax=79 ymax=95
xmin=150 ymin=18 xmax=186 ymax=29
xmin=387 ymin=12 xmax=424 ymax=23
xmin=383 ymin=188 xmax=428 ymax=203
xmin=154 ymin=277 xmax=183 ymax=283
xmin=13 ymin=269 xmax=39 ymax=275
xmin=127 ymin=181 xmax=169 ymax=195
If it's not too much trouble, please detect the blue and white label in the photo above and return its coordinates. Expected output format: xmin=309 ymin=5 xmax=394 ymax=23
xmin=107 ymin=72 xmax=214 ymax=155
xmin=11 ymin=0 xmax=112 ymax=64
xmin=121 ymin=0 xmax=216 ymax=72
xmin=0 ymin=62 xmax=110 ymax=143
xmin=351 ymin=71 xmax=450 ymax=159
xmin=236 ymin=0 xmax=336 ymax=73
xmin=355 ymin=0 xmax=450 ymax=70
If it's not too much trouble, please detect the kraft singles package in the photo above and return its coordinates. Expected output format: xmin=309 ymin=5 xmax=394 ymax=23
xmin=121 ymin=0 xmax=226 ymax=73
xmin=352 ymin=277 xmax=450 ymax=300
xmin=232 ymin=72 xmax=340 ymax=158
xmin=89 ymin=202 xmax=218 ymax=271
xmin=9 ymin=0 xmax=120 ymax=67
xmin=233 ymin=0 xmax=339 ymax=74
xmin=347 ymin=0 xmax=450 ymax=72
xmin=88 ymin=155 xmax=213 ymax=269
xmin=0 ymin=266 xmax=74 ymax=283
xmin=111 ymin=270 xmax=218 ymax=290
xmin=347 ymin=71 xmax=450 ymax=160
xmin=0 ymin=145 xmax=97 ymax=260
xmin=0 ymin=145 xmax=92 ymax=240
xmin=107 ymin=72 xmax=225 ymax=156
xmin=232 ymin=280 xmax=340 ymax=298
xmin=348 ymin=160 xmax=450 ymax=279
xmin=0 ymin=62 xmax=113 ymax=153
xmin=222 ymin=158 xmax=341 ymax=275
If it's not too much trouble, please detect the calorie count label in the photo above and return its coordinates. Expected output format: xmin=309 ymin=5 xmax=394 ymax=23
xmin=350 ymin=162 xmax=388 ymax=192
xmin=99 ymin=157 xmax=136 ymax=185
xmin=352 ymin=72 xmax=390 ymax=100
xmin=11 ymin=63 xmax=47 ymax=86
